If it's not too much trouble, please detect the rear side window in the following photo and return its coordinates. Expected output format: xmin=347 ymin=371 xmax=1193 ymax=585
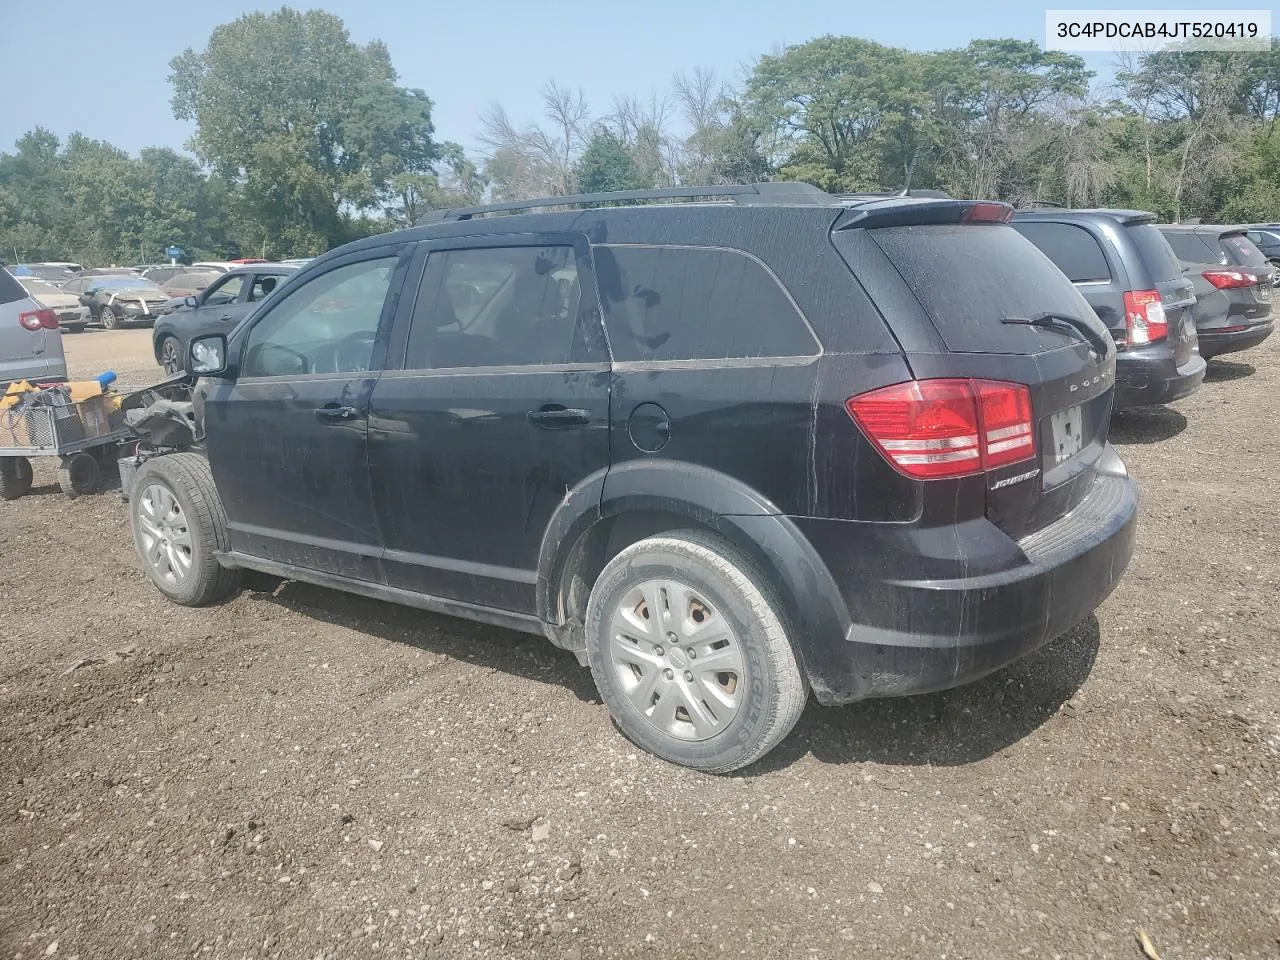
xmin=1126 ymin=224 xmax=1183 ymax=283
xmin=1220 ymin=234 xmax=1267 ymax=266
xmin=1010 ymin=222 xmax=1111 ymax=282
xmin=593 ymin=245 xmax=818 ymax=362
xmin=1161 ymin=232 xmax=1216 ymax=263
xmin=0 ymin=270 xmax=26 ymax=306
xmin=861 ymin=224 xmax=1101 ymax=354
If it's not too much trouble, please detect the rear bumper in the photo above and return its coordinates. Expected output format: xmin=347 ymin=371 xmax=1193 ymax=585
xmin=788 ymin=448 xmax=1138 ymax=705
xmin=1198 ymin=320 xmax=1273 ymax=359
xmin=1114 ymin=347 xmax=1205 ymax=407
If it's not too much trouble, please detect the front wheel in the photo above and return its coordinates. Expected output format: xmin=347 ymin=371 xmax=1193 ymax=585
xmin=130 ymin=453 xmax=241 ymax=605
xmin=159 ymin=335 xmax=183 ymax=374
xmin=100 ymin=305 xmax=122 ymax=330
xmin=584 ymin=529 xmax=807 ymax=773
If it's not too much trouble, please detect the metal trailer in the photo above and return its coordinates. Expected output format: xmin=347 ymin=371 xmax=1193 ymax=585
xmin=0 ymin=393 xmax=133 ymax=500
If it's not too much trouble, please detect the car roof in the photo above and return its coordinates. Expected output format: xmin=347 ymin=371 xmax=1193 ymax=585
xmin=1158 ymin=223 xmax=1249 ymax=236
xmin=1015 ymin=208 xmax=1157 ymax=226
xmin=222 ymin=263 xmax=299 ymax=277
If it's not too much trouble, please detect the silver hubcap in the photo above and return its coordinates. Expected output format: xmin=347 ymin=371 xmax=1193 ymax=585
xmin=137 ymin=483 xmax=193 ymax=585
xmin=608 ymin=579 xmax=745 ymax=741
xmin=162 ymin=340 xmax=180 ymax=371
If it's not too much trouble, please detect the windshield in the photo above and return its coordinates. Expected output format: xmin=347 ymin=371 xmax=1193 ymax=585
xmin=89 ymin=277 xmax=163 ymax=292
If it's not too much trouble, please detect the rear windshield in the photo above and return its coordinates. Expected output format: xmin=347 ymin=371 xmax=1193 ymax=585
xmin=1161 ymin=231 xmax=1216 ymax=263
xmin=863 ymin=223 xmax=1103 ymax=354
xmin=1126 ymin=224 xmax=1183 ymax=282
xmin=1220 ymin=233 xmax=1267 ymax=266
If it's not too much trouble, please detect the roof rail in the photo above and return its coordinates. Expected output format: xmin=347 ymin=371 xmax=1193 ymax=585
xmin=416 ymin=182 xmax=834 ymax=224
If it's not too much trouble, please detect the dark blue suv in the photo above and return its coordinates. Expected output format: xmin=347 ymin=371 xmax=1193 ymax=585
xmin=124 ymin=184 xmax=1139 ymax=772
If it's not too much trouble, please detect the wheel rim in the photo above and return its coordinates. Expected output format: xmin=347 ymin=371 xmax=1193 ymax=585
xmin=161 ymin=338 xmax=181 ymax=373
xmin=102 ymin=308 xmax=117 ymax=329
xmin=136 ymin=483 xmax=194 ymax=585
xmin=608 ymin=578 xmax=745 ymax=742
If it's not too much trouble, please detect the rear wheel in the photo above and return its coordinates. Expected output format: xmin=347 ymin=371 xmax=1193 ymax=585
xmin=584 ymin=529 xmax=807 ymax=773
xmin=57 ymin=452 xmax=100 ymax=498
xmin=159 ymin=335 xmax=183 ymax=374
xmin=0 ymin=457 xmax=33 ymax=500
xmin=130 ymin=453 xmax=241 ymax=605
xmin=100 ymin=305 xmax=122 ymax=330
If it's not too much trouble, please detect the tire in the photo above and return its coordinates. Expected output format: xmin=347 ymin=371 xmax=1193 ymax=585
xmin=130 ymin=453 xmax=241 ymax=606
xmin=584 ymin=529 xmax=807 ymax=773
xmin=159 ymin=335 xmax=184 ymax=374
xmin=0 ymin=457 xmax=33 ymax=500
xmin=100 ymin=305 xmax=121 ymax=330
xmin=57 ymin=452 xmax=100 ymax=499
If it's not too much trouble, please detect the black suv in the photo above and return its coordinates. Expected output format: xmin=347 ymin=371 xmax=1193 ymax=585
xmin=1158 ymin=225 xmax=1275 ymax=359
xmin=126 ymin=184 xmax=1138 ymax=772
xmin=1013 ymin=209 xmax=1204 ymax=407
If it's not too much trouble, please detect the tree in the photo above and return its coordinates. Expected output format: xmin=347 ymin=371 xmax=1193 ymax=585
xmin=575 ymin=130 xmax=646 ymax=194
xmin=169 ymin=8 xmax=446 ymax=253
xmin=478 ymin=82 xmax=590 ymax=200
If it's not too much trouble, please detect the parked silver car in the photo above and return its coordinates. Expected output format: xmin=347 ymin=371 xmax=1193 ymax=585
xmin=16 ymin=277 xmax=91 ymax=333
xmin=1 ymin=269 xmax=67 ymax=386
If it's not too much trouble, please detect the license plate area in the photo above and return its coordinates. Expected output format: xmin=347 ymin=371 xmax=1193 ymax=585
xmin=1050 ymin=405 xmax=1084 ymax=465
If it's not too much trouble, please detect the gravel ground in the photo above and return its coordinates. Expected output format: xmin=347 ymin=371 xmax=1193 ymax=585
xmin=1 ymin=331 xmax=1277 ymax=959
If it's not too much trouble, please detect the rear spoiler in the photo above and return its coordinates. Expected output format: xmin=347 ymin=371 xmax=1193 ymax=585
xmin=834 ymin=199 xmax=1013 ymax=231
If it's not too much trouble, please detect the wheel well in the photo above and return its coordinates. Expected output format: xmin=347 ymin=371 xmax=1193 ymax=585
xmin=549 ymin=509 xmax=799 ymax=655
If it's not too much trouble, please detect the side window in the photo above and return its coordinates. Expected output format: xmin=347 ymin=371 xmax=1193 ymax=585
xmin=405 ymin=245 xmax=583 ymax=369
xmin=1011 ymin=222 xmax=1111 ymax=282
xmin=248 ymin=274 xmax=282 ymax=302
xmin=203 ymin=275 xmax=244 ymax=306
xmin=592 ymin=245 xmax=818 ymax=362
xmin=63 ymin=278 xmax=84 ymax=295
xmin=242 ymin=257 xmax=397 ymax=378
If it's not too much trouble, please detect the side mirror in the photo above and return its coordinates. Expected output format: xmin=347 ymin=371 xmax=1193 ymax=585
xmin=183 ymin=295 xmax=199 ymax=308
xmin=189 ymin=334 xmax=229 ymax=376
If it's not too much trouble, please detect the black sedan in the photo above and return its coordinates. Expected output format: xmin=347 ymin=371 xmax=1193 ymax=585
xmin=152 ymin=264 xmax=298 ymax=372
xmin=60 ymin=275 xmax=170 ymax=329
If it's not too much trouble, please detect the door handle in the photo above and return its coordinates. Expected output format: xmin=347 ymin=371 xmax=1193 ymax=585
xmin=527 ymin=405 xmax=591 ymax=428
xmin=219 ymin=315 xmax=234 ymax=322
xmin=315 ymin=404 xmax=362 ymax=423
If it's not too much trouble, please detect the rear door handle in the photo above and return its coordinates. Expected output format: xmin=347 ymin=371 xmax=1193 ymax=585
xmin=527 ymin=405 xmax=591 ymax=428
xmin=315 ymin=404 xmax=362 ymax=423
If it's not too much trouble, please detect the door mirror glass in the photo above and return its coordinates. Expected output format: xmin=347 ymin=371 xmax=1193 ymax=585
xmin=183 ymin=295 xmax=198 ymax=308
xmin=189 ymin=334 xmax=228 ymax=376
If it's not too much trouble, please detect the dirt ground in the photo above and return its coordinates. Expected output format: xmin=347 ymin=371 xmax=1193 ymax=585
xmin=2 ymin=328 xmax=1277 ymax=960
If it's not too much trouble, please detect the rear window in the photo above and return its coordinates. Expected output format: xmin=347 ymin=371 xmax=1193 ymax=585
xmin=1161 ymin=231 xmax=1217 ymax=263
xmin=593 ymin=245 xmax=819 ymax=362
xmin=0 ymin=270 xmax=27 ymax=306
xmin=1126 ymin=224 xmax=1183 ymax=283
xmin=863 ymin=223 xmax=1102 ymax=355
xmin=1220 ymin=233 xmax=1267 ymax=266
xmin=1010 ymin=221 xmax=1111 ymax=282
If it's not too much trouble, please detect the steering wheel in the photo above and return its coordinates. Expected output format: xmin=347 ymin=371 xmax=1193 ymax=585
xmin=317 ymin=330 xmax=376 ymax=374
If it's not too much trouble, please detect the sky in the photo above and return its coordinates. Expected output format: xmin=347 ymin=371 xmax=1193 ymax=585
xmin=0 ymin=0 xmax=1243 ymax=162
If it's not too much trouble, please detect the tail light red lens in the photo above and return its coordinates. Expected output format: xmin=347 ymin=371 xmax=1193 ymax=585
xmin=962 ymin=201 xmax=1014 ymax=224
xmin=1122 ymin=289 xmax=1168 ymax=345
xmin=18 ymin=308 xmax=59 ymax=331
xmin=1202 ymin=268 xmax=1258 ymax=290
xmin=845 ymin=378 xmax=1035 ymax=480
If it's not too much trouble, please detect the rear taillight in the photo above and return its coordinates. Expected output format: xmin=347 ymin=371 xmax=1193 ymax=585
xmin=1202 ymin=268 xmax=1258 ymax=290
xmin=845 ymin=378 xmax=1035 ymax=480
xmin=1122 ymin=290 xmax=1168 ymax=345
xmin=962 ymin=201 xmax=1014 ymax=223
xmin=18 ymin=308 xmax=59 ymax=331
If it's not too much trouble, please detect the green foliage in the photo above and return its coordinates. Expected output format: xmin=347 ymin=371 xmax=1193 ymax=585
xmin=575 ymin=131 xmax=647 ymax=194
